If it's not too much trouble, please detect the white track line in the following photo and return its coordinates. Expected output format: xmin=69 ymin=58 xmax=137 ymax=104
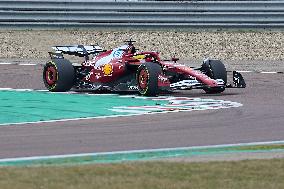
xmin=0 ymin=140 xmax=284 ymax=163
xmin=236 ymin=70 xmax=253 ymax=73
xmin=259 ymin=71 xmax=278 ymax=74
xmin=0 ymin=62 xmax=37 ymax=66
xmin=0 ymin=88 xmax=33 ymax=91
xmin=0 ymin=63 xmax=13 ymax=65
xmin=18 ymin=63 xmax=37 ymax=66
xmin=0 ymin=114 xmax=145 ymax=127
xmin=230 ymin=70 xmax=283 ymax=74
xmin=0 ymin=88 xmax=13 ymax=90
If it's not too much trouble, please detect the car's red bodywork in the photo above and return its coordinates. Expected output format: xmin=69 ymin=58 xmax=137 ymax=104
xmin=82 ymin=44 xmax=218 ymax=87
xmin=43 ymin=41 xmax=245 ymax=96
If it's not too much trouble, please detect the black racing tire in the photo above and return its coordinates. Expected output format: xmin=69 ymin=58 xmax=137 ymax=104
xmin=136 ymin=63 xmax=162 ymax=96
xmin=43 ymin=59 xmax=75 ymax=92
xmin=203 ymin=60 xmax=227 ymax=94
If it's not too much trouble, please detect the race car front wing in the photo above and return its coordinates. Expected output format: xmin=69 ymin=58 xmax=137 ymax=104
xmin=170 ymin=71 xmax=246 ymax=90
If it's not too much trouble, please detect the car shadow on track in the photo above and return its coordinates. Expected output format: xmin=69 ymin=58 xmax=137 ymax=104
xmin=71 ymin=89 xmax=243 ymax=98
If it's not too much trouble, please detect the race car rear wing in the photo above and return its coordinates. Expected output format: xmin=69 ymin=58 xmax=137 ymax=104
xmin=49 ymin=45 xmax=105 ymax=61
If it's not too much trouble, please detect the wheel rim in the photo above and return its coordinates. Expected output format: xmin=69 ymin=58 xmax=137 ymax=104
xmin=138 ymin=69 xmax=149 ymax=92
xmin=45 ymin=66 xmax=57 ymax=85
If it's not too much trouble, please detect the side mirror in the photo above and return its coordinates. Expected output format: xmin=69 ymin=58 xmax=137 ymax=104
xmin=171 ymin=57 xmax=179 ymax=63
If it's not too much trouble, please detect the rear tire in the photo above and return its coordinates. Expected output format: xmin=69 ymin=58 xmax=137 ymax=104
xmin=43 ymin=59 xmax=75 ymax=92
xmin=202 ymin=60 xmax=227 ymax=94
xmin=136 ymin=63 xmax=162 ymax=96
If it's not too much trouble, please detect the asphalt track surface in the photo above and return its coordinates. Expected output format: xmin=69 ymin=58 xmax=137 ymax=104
xmin=0 ymin=63 xmax=283 ymax=159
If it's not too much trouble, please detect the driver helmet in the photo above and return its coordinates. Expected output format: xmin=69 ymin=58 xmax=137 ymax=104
xmin=127 ymin=45 xmax=136 ymax=54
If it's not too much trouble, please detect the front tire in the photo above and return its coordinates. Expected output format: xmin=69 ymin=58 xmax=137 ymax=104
xmin=202 ymin=60 xmax=227 ymax=94
xmin=136 ymin=63 xmax=162 ymax=96
xmin=43 ymin=59 xmax=75 ymax=92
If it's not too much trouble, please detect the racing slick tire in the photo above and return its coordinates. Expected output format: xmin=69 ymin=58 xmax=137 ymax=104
xmin=136 ymin=63 xmax=162 ymax=96
xmin=203 ymin=60 xmax=227 ymax=94
xmin=43 ymin=59 xmax=75 ymax=92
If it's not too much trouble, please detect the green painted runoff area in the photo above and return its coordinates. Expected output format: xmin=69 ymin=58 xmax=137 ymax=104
xmin=1 ymin=144 xmax=284 ymax=166
xmin=0 ymin=90 xmax=165 ymax=125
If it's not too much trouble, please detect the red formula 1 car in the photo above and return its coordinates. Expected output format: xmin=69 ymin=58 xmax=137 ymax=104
xmin=43 ymin=40 xmax=245 ymax=96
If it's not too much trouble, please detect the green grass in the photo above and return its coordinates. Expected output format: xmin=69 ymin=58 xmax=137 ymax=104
xmin=0 ymin=159 xmax=284 ymax=189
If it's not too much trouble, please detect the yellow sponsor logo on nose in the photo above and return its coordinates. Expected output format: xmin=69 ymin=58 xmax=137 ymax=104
xmin=133 ymin=54 xmax=145 ymax=60
xmin=103 ymin=63 xmax=113 ymax=76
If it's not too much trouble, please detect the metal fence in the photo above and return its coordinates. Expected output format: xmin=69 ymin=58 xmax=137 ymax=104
xmin=0 ymin=0 xmax=284 ymax=29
